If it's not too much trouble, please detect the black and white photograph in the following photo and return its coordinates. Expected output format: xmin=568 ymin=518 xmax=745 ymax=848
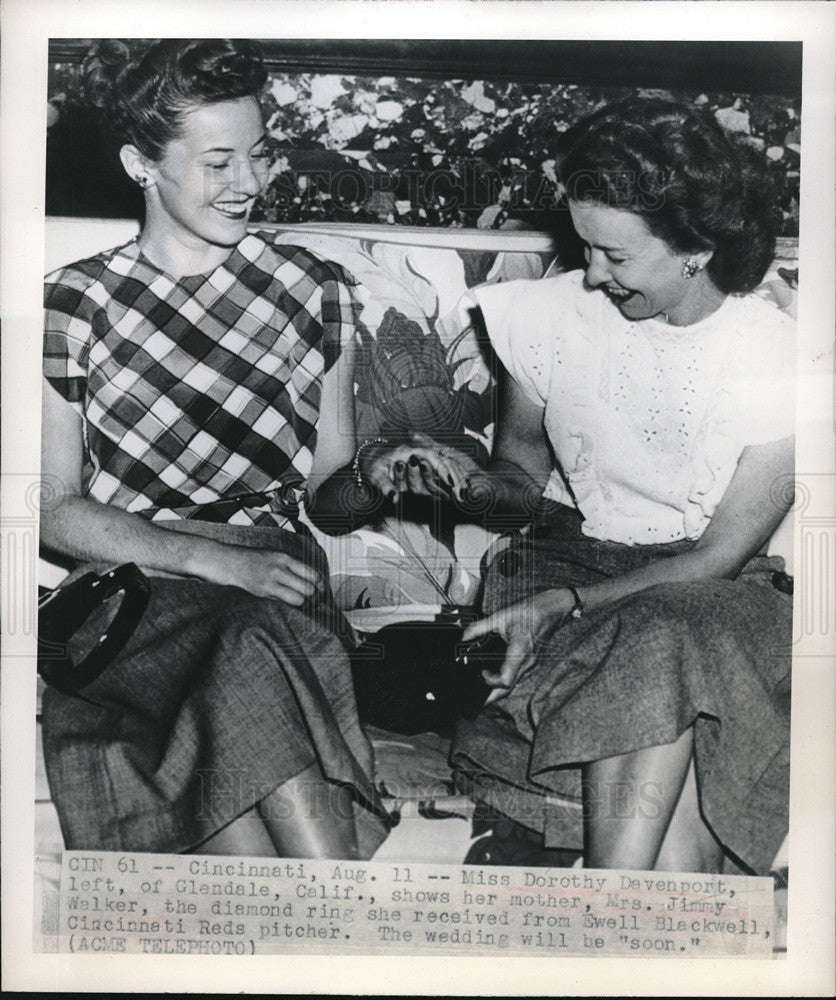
xmin=2 ymin=1 xmax=834 ymax=995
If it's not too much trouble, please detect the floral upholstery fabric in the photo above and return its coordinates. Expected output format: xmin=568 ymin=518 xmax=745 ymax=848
xmin=269 ymin=228 xmax=557 ymax=613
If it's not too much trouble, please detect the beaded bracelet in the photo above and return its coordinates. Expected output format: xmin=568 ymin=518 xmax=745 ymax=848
xmin=352 ymin=437 xmax=390 ymax=488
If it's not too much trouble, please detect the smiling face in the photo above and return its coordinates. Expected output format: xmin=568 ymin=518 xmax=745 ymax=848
xmin=138 ymin=96 xmax=270 ymax=268
xmin=568 ymin=199 xmax=719 ymax=326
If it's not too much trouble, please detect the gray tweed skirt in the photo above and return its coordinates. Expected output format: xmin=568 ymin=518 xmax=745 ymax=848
xmin=41 ymin=522 xmax=388 ymax=856
xmin=451 ymin=504 xmax=792 ymax=875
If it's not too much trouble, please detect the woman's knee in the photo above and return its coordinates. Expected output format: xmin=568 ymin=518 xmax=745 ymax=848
xmin=212 ymin=591 xmax=315 ymax=656
xmin=218 ymin=595 xmax=352 ymax=691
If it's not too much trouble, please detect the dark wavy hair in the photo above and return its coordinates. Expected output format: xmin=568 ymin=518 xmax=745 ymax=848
xmin=82 ymin=38 xmax=268 ymax=160
xmin=556 ymin=96 xmax=778 ymax=294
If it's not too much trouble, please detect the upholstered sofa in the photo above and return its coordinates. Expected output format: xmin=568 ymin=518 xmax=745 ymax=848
xmin=36 ymin=217 xmax=797 ymax=883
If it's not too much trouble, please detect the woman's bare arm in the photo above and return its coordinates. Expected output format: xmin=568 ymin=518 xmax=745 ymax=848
xmin=304 ymin=335 xmax=358 ymax=492
xmin=465 ymin=435 xmax=795 ymax=691
xmin=41 ymin=379 xmax=321 ymax=605
xmin=462 ymin=367 xmax=554 ymax=527
xmin=575 ymin=434 xmax=795 ymax=610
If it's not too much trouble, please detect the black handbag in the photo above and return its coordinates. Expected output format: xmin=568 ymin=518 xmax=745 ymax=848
xmin=38 ymin=563 xmax=151 ymax=694
xmin=349 ymin=607 xmax=506 ymax=735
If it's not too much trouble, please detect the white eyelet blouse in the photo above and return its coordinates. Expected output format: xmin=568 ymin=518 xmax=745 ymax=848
xmin=472 ymin=270 xmax=796 ymax=545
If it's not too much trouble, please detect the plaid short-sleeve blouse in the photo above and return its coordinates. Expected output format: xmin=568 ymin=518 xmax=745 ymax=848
xmin=44 ymin=232 xmax=362 ymax=529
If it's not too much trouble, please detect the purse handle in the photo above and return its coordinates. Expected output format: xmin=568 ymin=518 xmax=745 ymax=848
xmin=38 ymin=563 xmax=151 ymax=694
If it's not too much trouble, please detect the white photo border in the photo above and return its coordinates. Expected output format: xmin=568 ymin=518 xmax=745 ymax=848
xmin=2 ymin=0 xmax=834 ymax=994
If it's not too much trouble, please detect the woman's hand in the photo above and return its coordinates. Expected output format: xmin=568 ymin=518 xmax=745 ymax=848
xmin=360 ymin=432 xmax=480 ymax=503
xmin=200 ymin=544 xmax=322 ymax=606
xmin=462 ymin=588 xmax=574 ymax=700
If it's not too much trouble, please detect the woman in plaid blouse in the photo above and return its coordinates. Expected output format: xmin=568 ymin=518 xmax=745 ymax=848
xmin=41 ymin=39 xmax=471 ymax=859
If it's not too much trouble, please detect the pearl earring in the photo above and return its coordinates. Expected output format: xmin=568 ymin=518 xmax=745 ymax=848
xmin=681 ymin=257 xmax=702 ymax=279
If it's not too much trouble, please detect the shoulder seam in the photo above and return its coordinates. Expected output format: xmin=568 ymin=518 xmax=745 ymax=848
xmin=44 ymin=240 xmax=136 ymax=287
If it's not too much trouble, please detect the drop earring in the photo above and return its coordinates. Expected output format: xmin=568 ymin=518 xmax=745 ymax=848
xmin=681 ymin=257 xmax=702 ymax=279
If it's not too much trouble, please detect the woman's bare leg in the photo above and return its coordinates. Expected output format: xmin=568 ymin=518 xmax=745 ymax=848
xmin=193 ymin=765 xmax=360 ymax=859
xmin=653 ymin=758 xmax=724 ymax=872
xmin=583 ymin=728 xmax=694 ymax=870
xmin=258 ymin=763 xmax=360 ymax=860
xmin=194 ymin=809 xmax=278 ymax=856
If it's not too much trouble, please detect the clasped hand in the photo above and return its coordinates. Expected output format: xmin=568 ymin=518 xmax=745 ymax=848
xmin=462 ymin=588 xmax=576 ymax=701
xmin=360 ymin=432 xmax=480 ymax=503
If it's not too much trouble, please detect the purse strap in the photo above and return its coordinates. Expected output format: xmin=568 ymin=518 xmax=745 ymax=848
xmin=38 ymin=563 xmax=151 ymax=694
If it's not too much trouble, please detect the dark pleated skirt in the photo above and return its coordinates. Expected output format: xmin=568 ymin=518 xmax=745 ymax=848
xmin=41 ymin=523 xmax=388 ymax=856
xmin=451 ymin=504 xmax=792 ymax=875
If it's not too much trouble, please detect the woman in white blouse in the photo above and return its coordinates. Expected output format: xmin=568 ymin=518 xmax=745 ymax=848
xmin=452 ymin=97 xmax=795 ymax=875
